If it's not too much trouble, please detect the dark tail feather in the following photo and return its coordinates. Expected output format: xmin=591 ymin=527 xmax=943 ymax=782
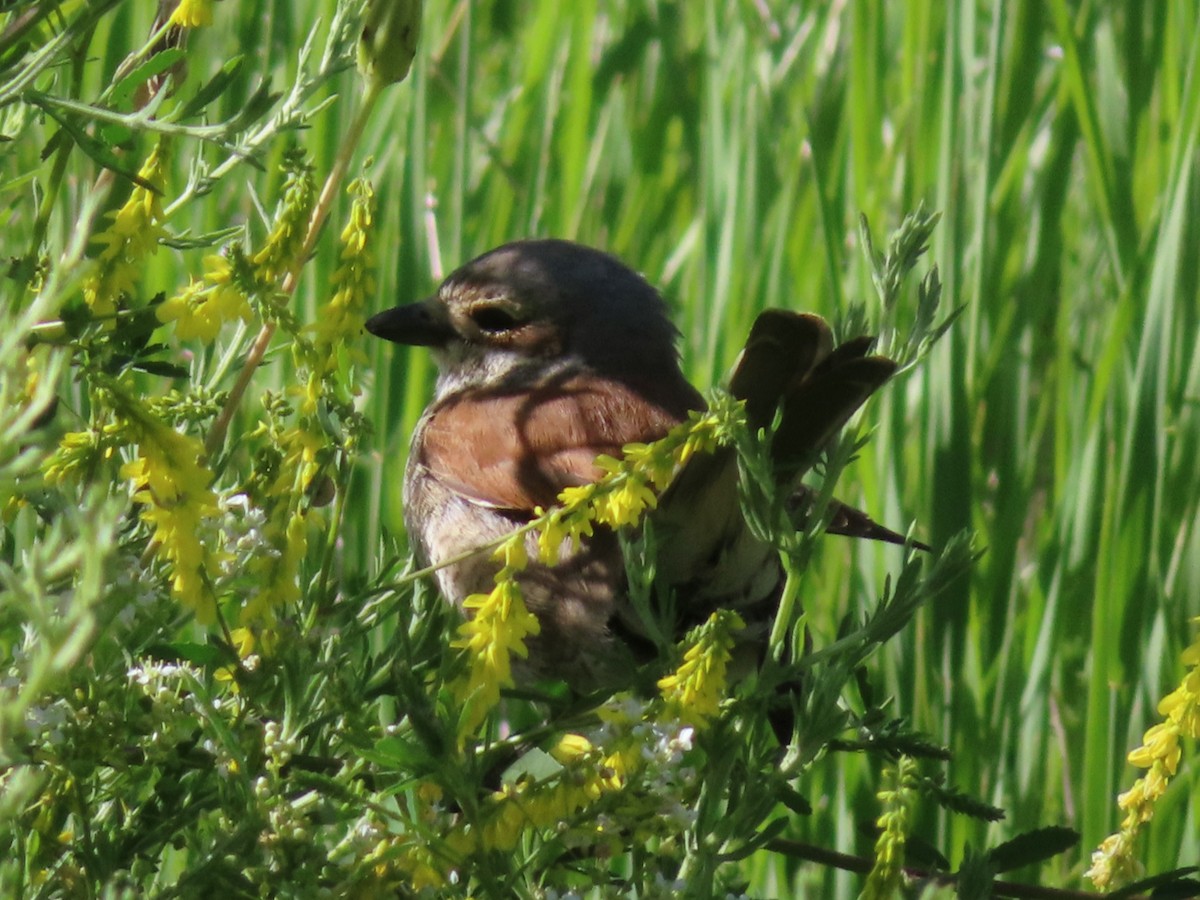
xmin=728 ymin=309 xmax=897 ymax=482
xmin=729 ymin=310 xmax=833 ymax=430
xmin=771 ymin=347 xmax=897 ymax=480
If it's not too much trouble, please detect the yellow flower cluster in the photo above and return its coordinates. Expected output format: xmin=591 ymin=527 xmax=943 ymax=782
xmin=84 ymin=142 xmax=169 ymax=321
xmin=657 ymin=608 xmax=744 ymax=726
xmin=251 ymin=153 xmax=315 ymax=286
xmin=242 ymin=175 xmax=378 ymax=620
xmin=391 ymin=621 xmax=740 ymax=888
xmin=120 ymin=418 xmax=222 ymax=622
xmin=43 ymin=426 xmax=118 ymax=487
xmin=1086 ymin=618 xmax=1200 ymax=889
xmin=389 ymin=718 xmax=648 ymax=888
xmin=168 ymin=0 xmax=214 ymax=28
xmin=861 ymin=755 xmax=918 ymax=900
xmin=306 ymin=177 xmax=376 ymax=387
xmin=235 ymin=415 xmax=326 ymax=624
xmin=44 ymin=381 xmax=229 ymax=624
xmin=157 ymin=255 xmax=253 ymax=342
xmin=451 ymin=538 xmax=541 ymax=741
xmin=535 ymin=409 xmax=728 ymax=566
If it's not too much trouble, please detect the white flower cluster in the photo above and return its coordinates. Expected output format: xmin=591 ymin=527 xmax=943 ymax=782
xmin=126 ymin=658 xmax=239 ymax=767
xmin=587 ymin=695 xmax=701 ymax=831
xmin=126 ymin=659 xmax=202 ymax=712
xmin=218 ymin=492 xmax=275 ymax=575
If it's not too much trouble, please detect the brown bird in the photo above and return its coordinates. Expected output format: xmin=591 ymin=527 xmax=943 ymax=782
xmin=367 ymin=239 xmax=917 ymax=689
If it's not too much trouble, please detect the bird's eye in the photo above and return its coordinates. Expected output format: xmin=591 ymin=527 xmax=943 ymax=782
xmin=469 ymin=305 xmax=522 ymax=333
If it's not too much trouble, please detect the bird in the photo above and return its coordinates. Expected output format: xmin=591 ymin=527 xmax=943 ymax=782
xmin=366 ymin=239 xmax=919 ymax=690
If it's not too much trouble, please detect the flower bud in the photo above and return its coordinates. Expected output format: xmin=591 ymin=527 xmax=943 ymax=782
xmin=357 ymin=0 xmax=422 ymax=89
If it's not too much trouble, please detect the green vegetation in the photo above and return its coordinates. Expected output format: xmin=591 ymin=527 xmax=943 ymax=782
xmin=2 ymin=1 xmax=1198 ymax=896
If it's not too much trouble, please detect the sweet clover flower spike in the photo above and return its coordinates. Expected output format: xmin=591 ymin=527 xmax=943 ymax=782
xmin=535 ymin=406 xmax=733 ymax=567
xmin=251 ymin=151 xmax=315 ymax=287
xmin=238 ymin=409 xmax=326 ymax=624
xmin=120 ymin=415 xmax=222 ymax=622
xmin=657 ymin=608 xmax=744 ymax=727
xmin=861 ymin=756 xmax=918 ymax=900
xmin=306 ymin=176 xmax=376 ymax=390
xmin=451 ymin=537 xmax=541 ymax=741
xmin=84 ymin=141 xmax=169 ymax=322
xmin=1086 ymin=618 xmax=1200 ymax=890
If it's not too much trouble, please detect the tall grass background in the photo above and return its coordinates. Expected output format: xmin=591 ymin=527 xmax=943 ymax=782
xmin=3 ymin=0 xmax=1199 ymax=895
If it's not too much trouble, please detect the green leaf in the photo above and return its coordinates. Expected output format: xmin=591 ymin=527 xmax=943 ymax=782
xmin=923 ymin=778 xmax=1005 ymax=823
xmin=30 ymin=98 xmax=155 ymax=190
xmin=363 ymin=736 xmax=426 ymax=769
xmin=162 ymin=225 xmax=244 ymax=250
xmin=179 ymin=56 xmax=246 ymax=121
xmin=774 ymin=783 xmax=812 ymax=816
xmin=986 ymin=826 xmax=1079 ymax=873
xmin=109 ymin=48 xmax=187 ymax=109
xmin=954 ymin=845 xmax=997 ymax=900
xmin=717 ymin=817 xmax=789 ymax=862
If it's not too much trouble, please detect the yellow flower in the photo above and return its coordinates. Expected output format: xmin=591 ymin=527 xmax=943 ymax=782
xmin=1127 ymin=723 xmax=1179 ymax=773
xmin=620 ymin=442 xmax=677 ymax=490
xmin=557 ymin=483 xmax=596 ymax=509
xmin=158 ymin=255 xmax=252 ymax=342
xmin=84 ymin=142 xmax=170 ymax=321
xmin=1087 ymin=616 xmax=1200 ymax=889
xmin=494 ymin=535 xmax=527 ymax=571
xmin=536 ymin=506 xmax=594 ymax=566
xmin=591 ymin=473 xmax=658 ymax=528
xmin=658 ymin=609 xmax=744 ymax=727
xmin=44 ymin=427 xmax=119 ymax=485
xmin=271 ymin=425 xmax=324 ymax=497
xmin=550 ymin=733 xmax=594 ymax=764
xmin=168 ymin=0 xmax=214 ymax=28
xmin=451 ymin=578 xmax=541 ymax=740
xmin=121 ymin=417 xmax=221 ymax=621
xmin=304 ymin=177 xmax=376 ymax=405
xmin=252 ymin=152 xmax=314 ymax=285
xmin=1181 ymin=628 xmax=1200 ymax=666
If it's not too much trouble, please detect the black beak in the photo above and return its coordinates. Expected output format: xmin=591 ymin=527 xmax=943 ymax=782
xmin=364 ymin=299 xmax=455 ymax=347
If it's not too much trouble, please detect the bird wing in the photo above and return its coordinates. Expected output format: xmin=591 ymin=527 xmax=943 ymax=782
xmin=416 ymin=371 xmax=699 ymax=513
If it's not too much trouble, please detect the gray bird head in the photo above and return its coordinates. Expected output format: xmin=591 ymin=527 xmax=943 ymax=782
xmin=366 ymin=239 xmax=683 ymax=397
